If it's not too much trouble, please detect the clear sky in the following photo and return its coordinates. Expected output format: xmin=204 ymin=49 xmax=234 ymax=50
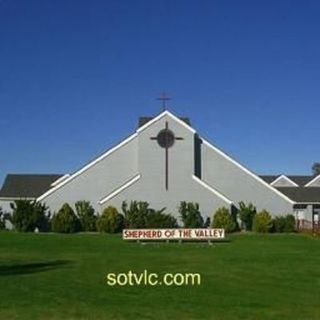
xmin=0 ymin=0 xmax=319 ymax=185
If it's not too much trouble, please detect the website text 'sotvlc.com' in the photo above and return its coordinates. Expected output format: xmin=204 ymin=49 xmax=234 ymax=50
xmin=106 ymin=270 xmax=201 ymax=286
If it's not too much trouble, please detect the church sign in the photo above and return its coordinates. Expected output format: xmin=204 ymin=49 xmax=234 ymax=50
xmin=123 ymin=228 xmax=225 ymax=241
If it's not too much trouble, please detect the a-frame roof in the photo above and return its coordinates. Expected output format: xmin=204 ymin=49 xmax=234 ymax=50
xmin=38 ymin=111 xmax=195 ymax=201
xmin=36 ymin=110 xmax=295 ymax=204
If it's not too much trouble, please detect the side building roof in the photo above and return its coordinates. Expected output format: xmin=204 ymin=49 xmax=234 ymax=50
xmin=0 ymin=174 xmax=63 ymax=199
xmin=274 ymin=187 xmax=320 ymax=203
xmin=260 ymin=175 xmax=313 ymax=187
xmin=259 ymin=175 xmax=320 ymax=203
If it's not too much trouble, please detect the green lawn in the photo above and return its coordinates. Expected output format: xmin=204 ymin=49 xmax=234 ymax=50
xmin=0 ymin=232 xmax=319 ymax=320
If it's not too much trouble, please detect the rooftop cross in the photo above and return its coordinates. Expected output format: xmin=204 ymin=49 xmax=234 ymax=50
xmin=157 ymin=92 xmax=171 ymax=111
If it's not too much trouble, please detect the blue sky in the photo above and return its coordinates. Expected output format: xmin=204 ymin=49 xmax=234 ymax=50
xmin=0 ymin=0 xmax=319 ymax=184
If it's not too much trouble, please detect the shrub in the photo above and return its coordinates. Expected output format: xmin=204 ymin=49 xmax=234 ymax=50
xmin=122 ymin=201 xmax=149 ymax=228
xmin=273 ymin=216 xmax=286 ymax=233
xmin=121 ymin=201 xmax=178 ymax=229
xmin=51 ymin=203 xmax=80 ymax=233
xmin=75 ymin=200 xmax=97 ymax=231
xmin=272 ymin=214 xmax=296 ymax=233
xmin=238 ymin=202 xmax=256 ymax=231
xmin=145 ymin=209 xmax=177 ymax=228
xmin=212 ymin=207 xmax=236 ymax=233
xmin=284 ymin=214 xmax=296 ymax=232
xmin=96 ymin=206 xmax=124 ymax=233
xmin=253 ymin=210 xmax=273 ymax=233
xmin=10 ymin=200 xmax=49 ymax=232
xmin=179 ymin=201 xmax=204 ymax=228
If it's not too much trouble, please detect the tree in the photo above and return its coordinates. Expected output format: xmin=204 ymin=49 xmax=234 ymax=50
xmin=10 ymin=200 xmax=49 ymax=232
xmin=253 ymin=210 xmax=273 ymax=233
xmin=121 ymin=201 xmax=178 ymax=228
xmin=145 ymin=209 xmax=177 ymax=228
xmin=179 ymin=202 xmax=204 ymax=228
xmin=75 ymin=200 xmax=97 ymax=231
xmin=312 ymin=162 xmax=320 ymax=176
xmin=212 ymin=207 xmax=236 ymax=233
xmin=122 ymin=201 xmax=149 ymax=228
xmin=51 ymin=203 xmax=80 ymax=233
xmin=96 ymin=206 xmax=124 ymax=233
xmin=238 ymin=202 xmax=256 ymax=231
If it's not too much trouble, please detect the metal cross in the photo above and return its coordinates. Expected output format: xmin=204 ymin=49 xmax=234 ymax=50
xmin=151 ymin=121 xmax=183 ymax=190
xmin=157 ymin=92 xmax=171 ymax=111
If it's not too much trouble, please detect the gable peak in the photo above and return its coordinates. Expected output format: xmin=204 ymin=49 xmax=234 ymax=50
xmin=138 ymin=111 xmax=191 ymax=129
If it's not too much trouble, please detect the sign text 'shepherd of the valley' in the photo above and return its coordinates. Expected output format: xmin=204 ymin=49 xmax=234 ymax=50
xmin=123 ymin=228 xmax=225 ymax=240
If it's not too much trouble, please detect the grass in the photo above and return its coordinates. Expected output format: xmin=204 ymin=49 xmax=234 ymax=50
xmin=0 ymin=232 xmax=319 ymax=320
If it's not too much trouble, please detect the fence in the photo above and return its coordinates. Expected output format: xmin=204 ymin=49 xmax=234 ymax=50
xmin=297 ymin=219 xmax=320 ymax=231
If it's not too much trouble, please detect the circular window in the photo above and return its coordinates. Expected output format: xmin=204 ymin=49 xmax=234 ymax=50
xmin=157 ymin=129 xmax=175 ymax=148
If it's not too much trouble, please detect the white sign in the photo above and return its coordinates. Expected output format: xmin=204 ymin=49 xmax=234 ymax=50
xmin=122 ymin=228 xmax=225 ymax=240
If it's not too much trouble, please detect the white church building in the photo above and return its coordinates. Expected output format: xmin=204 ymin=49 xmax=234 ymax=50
xmin=1 ymin=110 xmax=319 ymax=225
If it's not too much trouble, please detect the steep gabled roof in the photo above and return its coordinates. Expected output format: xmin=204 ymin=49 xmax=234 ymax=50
xmin=0 ymin=174 xmax=63 ymax=198
xmin=38 ymin=111 xmax=195 ymax=201
xmin=138 ymin=116 xmax=191 ymax=128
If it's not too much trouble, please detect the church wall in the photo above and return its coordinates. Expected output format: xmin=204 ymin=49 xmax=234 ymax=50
xmin=37 ymin=112 xmax=294 ymax=219
xmin=202 ymin=142 xmax=293 ymax=215
xmin=137 ymin=114 xmax=195 ymax=193
xmin=101 ymin=114 xmax=232 ymax=220
xmin=40 ymin=136 xmax=138 ymax=213
xmin=101 ymin=177 xmax=231 ymax=222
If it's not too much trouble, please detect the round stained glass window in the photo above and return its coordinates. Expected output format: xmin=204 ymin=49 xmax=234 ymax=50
xmin=157 ymin=129 xmax=175 ymax=148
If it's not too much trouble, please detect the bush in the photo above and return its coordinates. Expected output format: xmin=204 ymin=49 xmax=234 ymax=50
xmin=212 ymin=207 xmax=236 ymax=233
xmin=121 ymin=201 xmax=178 ymax=229
xmin=284 ymin=214 xmax=296 ymax=232
xmin=145 ymin=209 xmax=178 ymax=228
xmin=10 ymin=200 xmax=49 ymax=232
xmin=272 ymin=216 xmax=286 ymax=233
xmin=253 ymin=210 xmax=273 ymax=233
xmin=179 ymin=201 xmax=204 ymax=228
xmin=51 ymin=203 xmax=80 ymax=233
xmin=273 ymin=214 xmax=296 ymax=233
xmin=238 ymin=202 xmax=256 ymax=231
xmin=122 ymin=201 xmax=149 ymax=228
xmin=96 ymin=206 xmax=124 ymax=233
xmin=75 ymin=200 xmax=97 ymax=231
